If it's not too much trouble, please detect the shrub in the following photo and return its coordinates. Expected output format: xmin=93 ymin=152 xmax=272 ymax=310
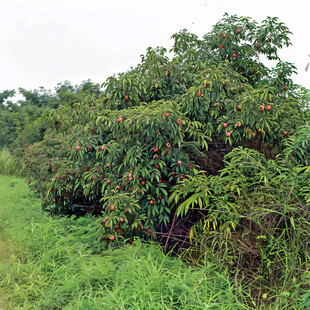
xmin=23 ymin=13 xmax=309 ymax=253
xmin=170 ymin=146 xmax=310 ymax=302
xmin=0 ymin=148 xmax=27 ymax=176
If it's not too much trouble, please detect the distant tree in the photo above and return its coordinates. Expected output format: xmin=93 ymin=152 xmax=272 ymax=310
xmin=0 ymin=90 xmax=15 ymax=106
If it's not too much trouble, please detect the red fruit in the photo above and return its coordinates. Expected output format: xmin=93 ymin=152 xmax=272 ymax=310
xmin=266 ymin=105 xmax=271 ymax=110
xmin=124 ymin=94 xmax=129 ymax=100
xmin=129 ymin=177 xmax=133 ymax=181
xmin=237 ymin=29 xmax=241 ymax=33
xmin=282 ymin=130 xmax=288 ymax=135
xmin=164 ymin=112 xmax=169 ymax=117
xmin=53 ymin=198 xmax=56 ymax=202
xmin=259 ymin=105 xmax=264 ymax=111
xmin=177 ymin=119 xmax=182 ymax=125
xmin=196 ymin=90 xmax=202 ymax=97
xmin=226 ymin=131 xmax=231 ymax=137
xmin=284 ymin=86 xmax=288 ymax=90
xmin=153 ymin=147 xmax=158 ymax=152
xmin=166 ymin=143 xmax=171 ymax=148
xmin=172 ymin=171 xmax=175 ymax=175
xmin=106 ymin=163 xmax=110 ymax=168
xmin=52 ymin=169 xmax=55 ymax=172
xmin=110 ymin=236 xmax=115 ymax=241
xmin=237 ymin=105 xmax=241 ymax=111
xmin=120 ymin=218 xmax=124 ymax=222
xmin=84 ymin=167 xmax=87 ymax=172
xmin=180 ymin=174 xmax=185 ymax=179
xmin=223 ymin=123 xmax=228 ymax=128
xmin=117 ymin=186 xmax=121 ymax=190
xmin=255 ymin=43 xmax=258 ymax=47
xmin=236 ymin=121 xmax=242 ymax=127
xmin=100 ymin=145 xmax=105 ymax=151
xmin=97 ymin=168 xmax=100 ymax=172
xmin=62 ymin=147 xmax=64 ymax=150
xmin=110 ymin=205 xmax=115 ymax=211
xmin=219 ymin=45 xmax=223 ymax=49
xmin=66 ymin=148 xmax=70 ymax=151
xmin=141 ymin=181 xmax=146 ymax=185
xmin=155 ymin=154 xmax=159 ymax=159
xmin=117 ymin=117 xmax=122 ymax=122
xmin=177 ymin=160 xmax=181 ymax=166
xmin=128 ymin=173 xmax=132 ymax=178
xmin=232 ymin=53 xmax=237 ymax=58
xmin=107 ymin=180 xmax=111 ymax=184
xmin=156 ymin=164 xmax=159 ymax=169
xmin=149 ymin=200 xmax=154 ymax=205
xmin=243 ymin=86 xmax=246 ymax=90
xmin=76 ymin=146 xmax=80 ymax=150
xmin=56 ymin=176 xmax=60 ymax=179
xmin=267 ymin=38 xmax=271 ymax=42
xmin=222 ymin=33 xmax=226 ymax=38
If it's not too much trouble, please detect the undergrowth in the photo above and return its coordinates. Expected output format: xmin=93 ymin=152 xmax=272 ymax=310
xmin=0 ymin=148 xmax=27 ymax=177
xmin=0 ymin=175 xmax=250 ymax=310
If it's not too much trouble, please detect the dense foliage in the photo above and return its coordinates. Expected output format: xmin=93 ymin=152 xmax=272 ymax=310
xmin=0 ymin=175 xmax=251 ymax=310
xmin=0 ymin=80 xmax=103 ymax=147
xmin=2 ymin=14 xmax=310 ymax=307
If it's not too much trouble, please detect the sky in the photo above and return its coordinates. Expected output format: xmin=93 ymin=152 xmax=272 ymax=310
xmin=0 ymin=0 xmax=309 ymax=97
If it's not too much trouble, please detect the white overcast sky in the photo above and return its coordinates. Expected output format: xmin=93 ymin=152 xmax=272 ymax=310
xmin=0 ymin=0 xmax=309 ymax=96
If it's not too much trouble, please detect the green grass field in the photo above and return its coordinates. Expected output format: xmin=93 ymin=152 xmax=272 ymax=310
xmin=0 ymin=175 xmax=253 ymax=310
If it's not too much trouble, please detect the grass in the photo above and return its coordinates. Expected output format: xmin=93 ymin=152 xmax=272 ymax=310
xmin=0 ymin=175 xmax=251 ymax=309
xmin=0 ymin=175 xmax=308 ymax=309
xmin=0 ymin=149 xmax=27 ymax=177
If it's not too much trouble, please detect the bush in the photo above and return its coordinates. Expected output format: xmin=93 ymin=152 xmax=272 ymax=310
xmin=170 ymin=146 xmax=310 ymax=304
xmin=0 ymin=148 xmax=27 ymax=176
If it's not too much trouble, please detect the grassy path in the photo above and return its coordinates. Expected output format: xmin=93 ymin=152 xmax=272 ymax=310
xmin=0 ymin=175 xmax=250 ymax=309
xmin=0 ymin=236 xmax=9 ymax=310
xmin=0 ymin=234 xmax=9 ymax=310
xmin=0 ymin=176 xmax=19 ymax=310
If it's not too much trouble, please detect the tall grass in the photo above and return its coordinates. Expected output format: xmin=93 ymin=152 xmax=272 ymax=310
xmin=0 ymin=175 xmax=250 ymax=309
xmin=0 ymin=148 xmax=27 ymax=176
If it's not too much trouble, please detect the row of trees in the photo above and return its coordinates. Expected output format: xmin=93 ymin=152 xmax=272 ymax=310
xmin=0 ymin=80 xmax=103 ymax=147
xmin=3 ymin=13 xmax=310 ymax=307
